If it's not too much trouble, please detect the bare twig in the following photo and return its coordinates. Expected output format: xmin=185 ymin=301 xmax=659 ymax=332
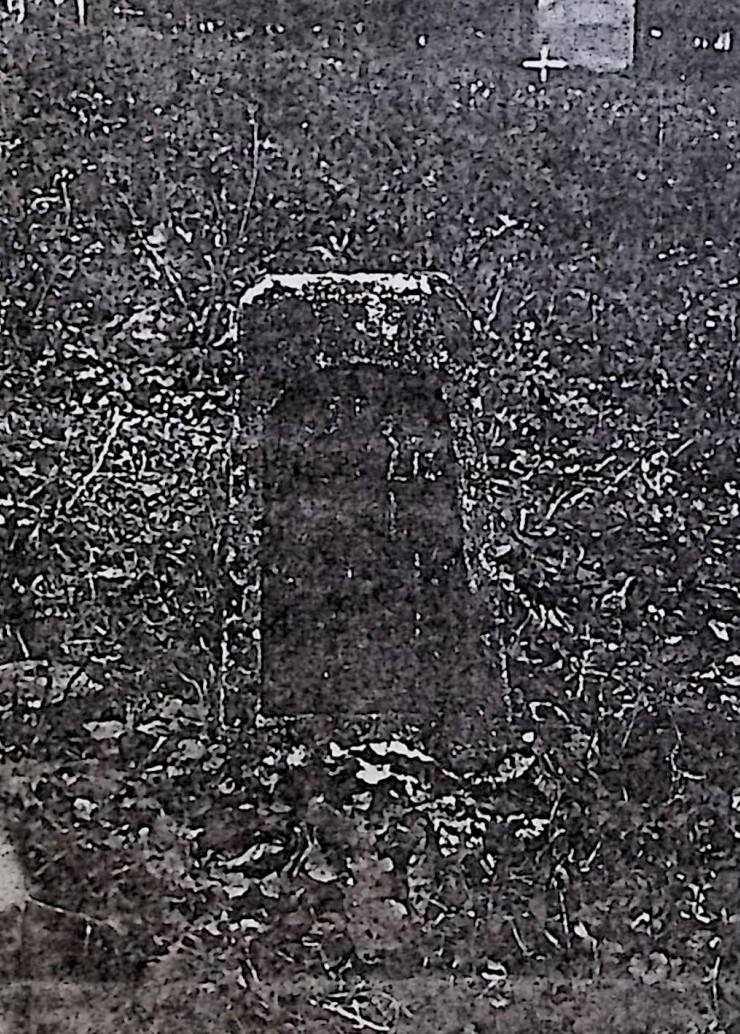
xmin=31 ymin=254 xmax=77 ymax=317
xmin=707 ymin=952 xmax=721 ymax=1013
xmin=484 ymin=281 xmax=504 ymax=331
xmin=575 ymin=629 xmax=594 ymax=700
xmin=14 ymin=628 xmax=30 ymax=660
xmin=544 ymin=486 xmax=593 ymax=525
xmin=557 ymin=884 xmax=572 ymax=952
xmin=506 ymin=916 xmax=532 ymax=957
xmin=65 ymin=408 xmax=124 ymax=513
xmin=28 ymin=896 xmax=126 ymax=935
xmin=620 ymin=694 xmax=645 ymax=751
xmin=173 ymin=666 xmax=210 ymax=717
xmin=211 ymin=118 xmax=261 ymax=293
xmin=310 ymin=998 xmax=391 ymax=1033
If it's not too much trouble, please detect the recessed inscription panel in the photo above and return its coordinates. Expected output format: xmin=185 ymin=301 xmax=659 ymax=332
xmin=260 ymin=366 xmax=474 ymax=716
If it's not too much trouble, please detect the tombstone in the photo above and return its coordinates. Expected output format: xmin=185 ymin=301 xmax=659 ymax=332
xmin=238 ymin=273 xmax=492 ymax=720
xmin=532 ymin=0 xmax=636 ymax=72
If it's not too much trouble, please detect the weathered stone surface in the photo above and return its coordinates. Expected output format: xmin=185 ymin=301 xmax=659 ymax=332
xmin=534 ymin=0 xmax=635 ymax=72
xmin=239 ymin=272 xmax=474 ymax=394
xmin=261 ymin=365 xmax=480 ymax=715
xmin=237 ymin=272 xmax=491 ymax=719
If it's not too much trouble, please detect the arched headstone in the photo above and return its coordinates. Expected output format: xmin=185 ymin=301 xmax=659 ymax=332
xmin=237 ymin=273 xmax=491 ymax=720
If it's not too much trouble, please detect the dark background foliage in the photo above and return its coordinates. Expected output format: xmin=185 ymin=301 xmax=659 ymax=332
xmin=1 ymin=3 xmax=740 ymax=1030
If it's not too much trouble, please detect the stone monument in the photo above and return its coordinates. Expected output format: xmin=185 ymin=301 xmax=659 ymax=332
xmin=237 ymin=272 xmax=493 ymax=721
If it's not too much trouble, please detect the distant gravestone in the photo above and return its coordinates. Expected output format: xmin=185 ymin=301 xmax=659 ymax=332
xmin=238 ymin=273 xmax=490 ymax=719
xmin=533 ymin=0 xmax=635 ymax=72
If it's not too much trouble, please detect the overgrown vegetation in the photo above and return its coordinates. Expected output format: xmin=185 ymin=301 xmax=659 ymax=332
xmin=1 ymin=7 xmax=740 ymax=1031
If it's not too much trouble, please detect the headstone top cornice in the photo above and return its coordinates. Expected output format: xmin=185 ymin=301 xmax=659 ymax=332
xmin=237 ymin=269 xmax=474 ymax=389
xmin=240 ymin=271 xmax=456 ymax=308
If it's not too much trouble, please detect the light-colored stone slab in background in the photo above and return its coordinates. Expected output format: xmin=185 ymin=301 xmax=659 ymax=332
xmin=536 ymin=0 xmax=635 ymax=71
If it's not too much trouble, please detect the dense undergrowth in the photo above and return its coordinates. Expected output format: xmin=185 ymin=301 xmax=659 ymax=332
xmin=1 ymin=8 xmax=740 ymax=1031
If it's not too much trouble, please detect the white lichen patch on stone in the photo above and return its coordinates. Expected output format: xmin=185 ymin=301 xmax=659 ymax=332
xmin=238 ymin=270 xmax=469 ymax=384
xmin=240 ymin=270 xmax=462 ymax=379
xmin=240 ymin=271 xmax=451 ymax=307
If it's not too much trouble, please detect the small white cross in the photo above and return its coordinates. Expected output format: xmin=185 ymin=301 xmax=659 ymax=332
xmin=522 ymin=43 xmax=569 ymax=84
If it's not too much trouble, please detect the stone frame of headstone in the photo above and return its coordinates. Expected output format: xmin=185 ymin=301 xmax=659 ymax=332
xmin=225 ymin=272 xmax=497 ymax=733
